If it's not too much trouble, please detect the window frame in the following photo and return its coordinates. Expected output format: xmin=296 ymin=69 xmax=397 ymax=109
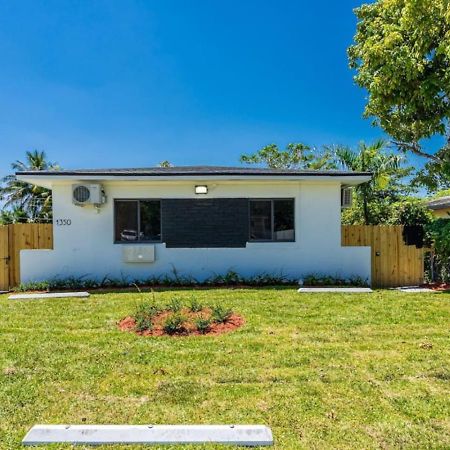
xmin=113 ymin=199 xmax=162 ymax=244
xmin=248 ymin=198 xmax=295 ymax=243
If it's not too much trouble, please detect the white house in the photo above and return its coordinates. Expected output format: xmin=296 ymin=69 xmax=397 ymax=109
xmin=17 ymin=166 xmax=372 ymax=284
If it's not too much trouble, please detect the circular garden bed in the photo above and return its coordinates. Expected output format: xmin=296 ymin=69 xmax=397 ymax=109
xmin=119 ymin=297 xmax=244 ymax=337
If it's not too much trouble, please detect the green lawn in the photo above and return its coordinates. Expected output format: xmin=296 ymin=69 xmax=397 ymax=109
xmin=0 ymin=288 xmax=449 ymax=449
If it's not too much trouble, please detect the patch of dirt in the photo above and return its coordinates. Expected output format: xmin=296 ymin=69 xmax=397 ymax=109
xmin=118 ymin=307 xmax=244 ymax=337
xmin=3 ymin=367 xmax=17 ymax=376
xmin=420 ymin=283 xmax=450 ymax=291
xmin=419 ymin=341 xmax=433 ymax=350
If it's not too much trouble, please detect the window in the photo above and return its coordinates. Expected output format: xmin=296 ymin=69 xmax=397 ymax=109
xmin=114 ymin=200 xmax=161 ymax=243
xmin=249 ymin=201 xmax=272 ymax=240
xmin=249 ymin=199 xmax=295 ymax=242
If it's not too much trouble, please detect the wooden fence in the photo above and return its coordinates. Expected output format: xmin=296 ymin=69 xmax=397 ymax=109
xmin=0 ymin=224 xmax=53 ymax=291
xmin=0 ymin=223 xmax=424 ymax=290
xmin=342 ymin=225 xmax=424 ymax=288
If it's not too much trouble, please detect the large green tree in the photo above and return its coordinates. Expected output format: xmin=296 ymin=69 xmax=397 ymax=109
xmin=240 ymin=143 xmax=336 ymax=170
xmin=335 ymin=140 xmax=413 ymax=225
xmin=0 ymin=150 xmax=59 ymax=222
xmin=348 ymin=0 xmax=450 ymax=189
xmin=415 ymin=152 xmax=450 ymax=191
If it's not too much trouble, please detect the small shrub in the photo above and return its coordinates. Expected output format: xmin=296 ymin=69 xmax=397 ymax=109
xmin=14 ymin=281 xmax=50 ymax=292
xmin=135 ymin=302 xmax=160 ymax=317
xmin=301 ymin=274 xmax=368 ymax=287
xmin=163 ymin=313 xmax=186 ymax=334
xmin=133 ymin=301 xmax=159 ymax=332
xmin=247 ymin=273 xmax=290 ymax=285
xmin=195 ymin=316 xmax=212 ymax=334
xmin=135 ymin=314 xmax=153 ymax=332
xmin=348 ymin=275 xmax=368 ymax=287
xmin=14 ymin=270 xmax=300 ymax=292
xmin=166 ymin=297 xmax=182 ymax=312
xmin=222 ymin=270 xmax=243 ymax=285
xmin=211 ymin=305 xmax=233 ymax=324
xmin=189 ymin=297 xmax=203 ymax=312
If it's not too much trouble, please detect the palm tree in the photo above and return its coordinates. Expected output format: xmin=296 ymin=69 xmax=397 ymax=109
xmin=0 ymin=150 xmax=59 ymax=222
xmin=333 ymin=140 xmax=405 ymax=224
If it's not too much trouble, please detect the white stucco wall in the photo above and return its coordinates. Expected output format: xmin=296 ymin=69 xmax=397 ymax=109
xmin=20 ymin=180 xmax=371 ymax=284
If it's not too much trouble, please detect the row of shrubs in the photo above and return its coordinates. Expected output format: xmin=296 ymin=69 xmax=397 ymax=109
xmin=300 ymin=274 xmax=369 ymax=287
xmin=14 ymin=269 xmax=369 ymax=291
xmin=133 ymin=296 xmax=233 ymax=335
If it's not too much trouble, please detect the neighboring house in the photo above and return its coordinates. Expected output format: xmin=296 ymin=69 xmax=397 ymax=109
xmin=17 ymin=166 xmax=372 ymax=284
xmin=427 ymin=196 xmax=450 ymax=218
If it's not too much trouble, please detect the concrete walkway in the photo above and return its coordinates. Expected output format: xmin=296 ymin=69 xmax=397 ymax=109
xmin=23 ymin=424 xmax=273 ymax=447
xmin=9 ymin=292 xmax=90 ymax=300
xmin=298 ymin=287 xmax=372 ymax=293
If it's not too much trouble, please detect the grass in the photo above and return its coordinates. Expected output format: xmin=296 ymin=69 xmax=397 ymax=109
xmin=0 ymin=288 xmax=449 ymax=449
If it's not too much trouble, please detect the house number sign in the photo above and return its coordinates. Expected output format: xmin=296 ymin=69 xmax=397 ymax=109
xmin=55 ymin=219 xmax=72 ymax=226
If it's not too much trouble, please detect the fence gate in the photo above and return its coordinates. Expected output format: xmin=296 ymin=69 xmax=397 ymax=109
xmin=0 ymin=224 xmax=53 ymax=291
xmin=342 ymin=225 xmax=424 ymax=288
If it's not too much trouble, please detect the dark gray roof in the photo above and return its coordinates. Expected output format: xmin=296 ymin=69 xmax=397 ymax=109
xmin=427 ymin=196 xmax=450 ymax=210
xmin=16 ymin=165 xmax=371 ymax=177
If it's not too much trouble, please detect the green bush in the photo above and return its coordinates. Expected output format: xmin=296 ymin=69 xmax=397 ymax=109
xmin=301 ymin=274 xmax=368 ymax=287
xmin=195 ymin=316 xmax=212 ymax=334
xmin=390 ymin=199 xmax=433 ymax=227
xmin=211 ymin=305 xmax=233 ymax=324
xmin=163 ymin=313 xmax=186 ymax=335
xmin=135 ymin=314 xmax=153 ymax=332
xmin=426 ymin=219 xmax=450 ymax=282
xmin=133 ymin=302 xmax=159 ymax=332
xmin=14 ymin=280 xmax=50 ymax=292
xmin=166 ymin=297 xmax=183 ymax=312
xmin=189 ymin=297 xmax=203 ymax=312
xmin=342 ymin=198 xmax=433 ymax=227
xmin=12 ymin=269 xmax=299 ymax=292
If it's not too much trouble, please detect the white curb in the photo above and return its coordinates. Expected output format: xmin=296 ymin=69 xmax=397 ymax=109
xmin=9 ymin=292 xmax=90 ymax=300
xmin=22 ymin=424 xmax=274 ymax=446
xmin=298 ymin=287 xmax=372 ymax=293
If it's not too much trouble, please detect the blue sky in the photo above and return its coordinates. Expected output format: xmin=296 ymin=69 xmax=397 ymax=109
xmin=0 ymin=0 xmax=402 ymax=178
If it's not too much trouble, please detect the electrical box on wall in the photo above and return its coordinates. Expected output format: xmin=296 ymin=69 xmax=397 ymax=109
xmin=122 ymin=245 xmax=155 ymax=263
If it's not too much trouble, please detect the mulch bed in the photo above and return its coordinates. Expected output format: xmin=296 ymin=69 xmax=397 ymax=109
xmin=118 ymin=308 xmax=244 ymax=337
xmin=420 ymin=283 xmax=450 ymax=291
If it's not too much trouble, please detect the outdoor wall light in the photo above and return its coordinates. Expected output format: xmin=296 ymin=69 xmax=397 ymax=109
xmin=195 ymin=185 xmax=208 ymax=195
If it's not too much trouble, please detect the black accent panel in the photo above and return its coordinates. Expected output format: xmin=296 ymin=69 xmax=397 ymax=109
xmin=162 ymin=198 xmax=249 ymax=248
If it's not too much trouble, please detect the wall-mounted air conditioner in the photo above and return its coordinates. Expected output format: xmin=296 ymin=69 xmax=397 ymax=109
xmin=72 ymin=184 xmax=106 ymax=206
xmin=341 ymin=187 xmax=353 ymax=209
